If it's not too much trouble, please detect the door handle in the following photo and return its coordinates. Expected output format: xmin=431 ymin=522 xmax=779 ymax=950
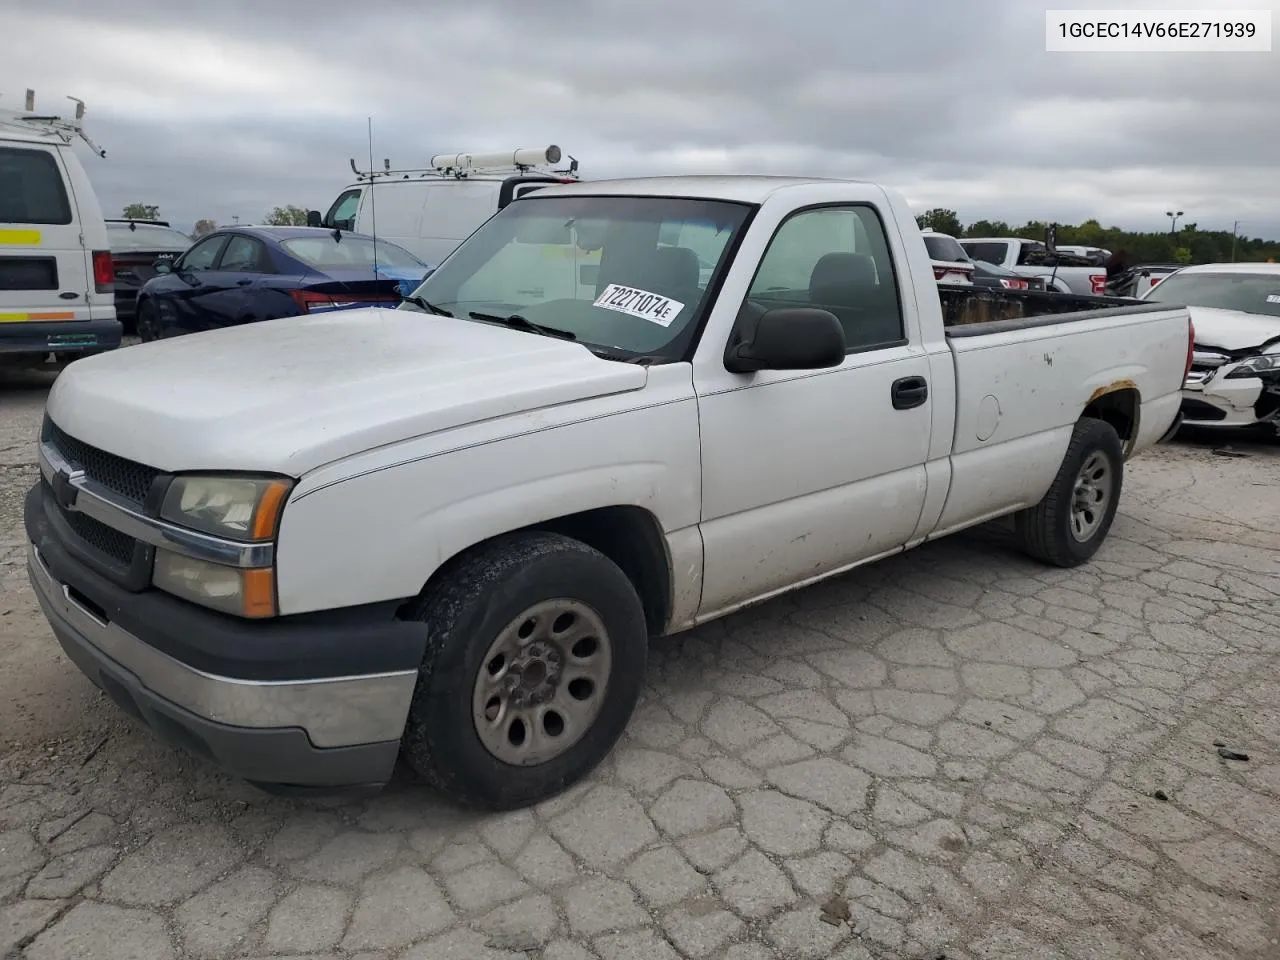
xmin=236 ymin=279 xmax=253 ymax=286
xmin=891 ymin=376 xmax=928 ymax=410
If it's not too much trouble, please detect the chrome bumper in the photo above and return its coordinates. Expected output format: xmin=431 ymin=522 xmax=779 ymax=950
xmin=28 ymin=542 xmax=415 ymax=749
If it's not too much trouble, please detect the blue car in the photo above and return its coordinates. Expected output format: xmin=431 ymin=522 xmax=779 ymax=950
xmin=136 ymin=226 xmax=433 ymax=341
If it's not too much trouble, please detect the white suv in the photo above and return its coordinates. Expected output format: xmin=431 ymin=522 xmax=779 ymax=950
xmin=0 ymin=93 xmax=120 ymax=366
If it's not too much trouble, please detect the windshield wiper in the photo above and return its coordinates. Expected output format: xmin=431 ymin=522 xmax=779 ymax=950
xmin=469 ymin=311 xmax=576 ymax=341
xmin=402 ymin=296 xmax=453 ymax=317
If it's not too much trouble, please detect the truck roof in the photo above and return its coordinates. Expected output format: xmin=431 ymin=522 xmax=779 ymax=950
xmin=529 ymin=175 xmax=867 ymax=204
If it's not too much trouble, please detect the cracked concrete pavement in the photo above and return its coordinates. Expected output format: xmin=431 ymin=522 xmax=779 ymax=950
xmin=2 ymin=364 xmax=1279 ymax=960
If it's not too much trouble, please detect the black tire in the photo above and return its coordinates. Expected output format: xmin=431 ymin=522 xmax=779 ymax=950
xmin=1015 ymin=417 xmax=1124 ymax=568
xmin=136 ymin=300 xmax=160 ymax=342
xmin=400 ymin=531 xmax=648 ymax=810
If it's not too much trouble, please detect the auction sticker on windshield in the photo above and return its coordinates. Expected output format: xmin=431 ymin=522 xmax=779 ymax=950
xmin=593 ymin=284 xmax=685 ymax=327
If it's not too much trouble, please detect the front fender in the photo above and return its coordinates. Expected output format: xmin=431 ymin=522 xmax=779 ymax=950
xmin=273 ymin=395 xmax=702 ymax=615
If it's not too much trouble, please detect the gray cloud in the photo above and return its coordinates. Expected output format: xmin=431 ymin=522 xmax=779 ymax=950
xmin=9 ymin=0 xmax=1278 ymax=239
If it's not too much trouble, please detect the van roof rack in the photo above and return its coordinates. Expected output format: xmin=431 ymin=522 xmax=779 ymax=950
xmin=0 ymin=90 xmax=107 ymax=157
xmin=349 ymin=145 xmax=578 ymax=182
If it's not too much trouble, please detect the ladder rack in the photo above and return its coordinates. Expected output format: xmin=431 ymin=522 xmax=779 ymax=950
xmin=0 ymin=90 xmax=107 ymax=157
xmin=349 ymin=145 xmax=578 ymax=182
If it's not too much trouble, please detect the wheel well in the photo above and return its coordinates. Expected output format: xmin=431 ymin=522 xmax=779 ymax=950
xmin=1082 ymin=386 xmax=1139 ymax=453
xmin=533 ymin=507 xmax=672 ymax=636
xmin=415 ymin=506 xmax=673 ymax=637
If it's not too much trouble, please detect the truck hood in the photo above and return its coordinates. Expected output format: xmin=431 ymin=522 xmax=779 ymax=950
xmin=1188 ymin=306 xmax=1280 ymax=353
xmin=46 ymin=309 xmax=648 ymax=475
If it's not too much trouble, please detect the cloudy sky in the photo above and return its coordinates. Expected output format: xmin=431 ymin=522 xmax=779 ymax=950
xmin=7 ymin=0 xmax=1278 ymax=239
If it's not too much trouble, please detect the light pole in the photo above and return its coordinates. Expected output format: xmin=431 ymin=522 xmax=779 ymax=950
xmin=1166 ymin=210 xmax=1183 ymax=235
xmin=1231 ymin=220 xmax=1241 ymax=262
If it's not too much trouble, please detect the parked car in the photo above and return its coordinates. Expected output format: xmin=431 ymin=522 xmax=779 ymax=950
xmin=921 ymin=231 xmax=1044 ymax=291
xmin=105 ymin=219 xmax=191 ymax=334
xmin=1140 ymin=262 xmax=1280 ymax=432
xmin=959 ymin=238 xmax=1107 ymax=295
xmin=135 ymin=225 xmax=433 ymax=340
xmin=920 ymin=230 xmax=974 ymax=284
xmin=0 ymin=92 xmax=119 ymax=366
xmin=312 ymin=145 xmax=581 ymax=265
xmin=26 ymin=175 xmax=1191 ymax=808
xmin=971 ymin=259 xmax=1047 ymax=291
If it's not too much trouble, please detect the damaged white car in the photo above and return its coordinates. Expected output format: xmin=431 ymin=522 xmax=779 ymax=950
xmin=1142 ymin=263 xmax=1280 ymax=433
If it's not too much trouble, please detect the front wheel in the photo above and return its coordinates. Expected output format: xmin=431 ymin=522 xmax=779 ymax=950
xmin=400 ymin=532 xmax=648 ymax=810
xmin=136 ymin=300 xmax=161 ymax=342
xmin=1015 ymin=417 xmax=1123 ymax=567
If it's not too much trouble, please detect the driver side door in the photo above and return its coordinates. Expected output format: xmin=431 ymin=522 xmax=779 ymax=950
xmin=165 ymin=234 xmax=229 ymax=335
xmin=694 ymin=204 xmax=934 ymax=617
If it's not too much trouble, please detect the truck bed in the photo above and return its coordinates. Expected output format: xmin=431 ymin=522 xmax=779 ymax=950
xmin=937 ymin=284 xmax=1143 ymax=331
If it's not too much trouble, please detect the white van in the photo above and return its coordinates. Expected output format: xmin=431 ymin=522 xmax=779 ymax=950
xmin=310 ymin=146 xmax=581 ymax=267
xmin=0 ymin=92 xmax=120 ymax=364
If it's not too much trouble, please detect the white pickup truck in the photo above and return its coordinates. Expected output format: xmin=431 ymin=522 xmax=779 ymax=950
xmin=26 ymin=176 xmax=1192 ymax=809
xmin=959 ymin=237 xmax=1108 ymax=296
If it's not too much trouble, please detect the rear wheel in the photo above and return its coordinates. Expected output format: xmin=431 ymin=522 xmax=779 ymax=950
xmin=136 ymin=300 xmax=160 ymax=342
xmin=400 ymin=532 xmax=648 ymax=810
xmin=1015 ymin=417 xmax=1123 ymax=567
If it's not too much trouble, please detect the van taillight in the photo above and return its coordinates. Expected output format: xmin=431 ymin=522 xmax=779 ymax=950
xmin=92 ymin=250 xmax=114 ymax=293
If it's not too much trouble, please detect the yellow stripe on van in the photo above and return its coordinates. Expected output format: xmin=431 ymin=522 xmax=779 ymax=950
xmin=0 ymin=229 xmax=41 ymax=245
xmin=0 ymin=311 xmax=76 ymax=322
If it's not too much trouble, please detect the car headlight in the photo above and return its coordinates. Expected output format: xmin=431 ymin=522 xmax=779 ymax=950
xmin=1224 ymin=354 xmax=1280 ymax=379
xmin=160 ymin=475 xmax=291 ymax=541
xmin=153 ymin=550 xmax=277 ymax=618
xmin=153 ymin=474 xmax=292 ymax=618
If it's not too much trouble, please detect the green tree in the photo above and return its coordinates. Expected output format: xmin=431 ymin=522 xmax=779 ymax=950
xmin=192 ymin=218 xmax=217 ymax=237
xmin=915 ymin=208 xmax=963 ymax=236
xmin=1173 ymin=247 xmax=1193 ymax=264
xmin=122 ymin=202 xmax=160 ymax=220
xmin=964 ymin=219 xmax=1011 ymax=237
xmin=264 ymin=205 xmax=310 ymax=226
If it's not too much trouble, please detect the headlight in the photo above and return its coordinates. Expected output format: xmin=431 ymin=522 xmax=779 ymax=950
xmin=160 ymin=475 xmax=291 ymax=541
xmin=153 ymin=550 xmax=276 ymax=618
xmin=1223 ymin=353 xmax=1280 ymax=379
xmin=153 ymin=474 xmax=291 ymax=618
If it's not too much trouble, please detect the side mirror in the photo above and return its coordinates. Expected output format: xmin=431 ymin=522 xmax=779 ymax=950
xmin=724 ymin=305 xmax=846 ymax=374
xmin=153 ymin=260 xmax=172 ymax=274
xmin=306 ymin=210 xmax=323 ymax=227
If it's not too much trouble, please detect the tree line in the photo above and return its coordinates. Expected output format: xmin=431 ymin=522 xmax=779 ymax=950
xmin=915 ymin=208 xmax=1279 ymax=265
xmin=120 ymin=204 xmax=312 ymax=237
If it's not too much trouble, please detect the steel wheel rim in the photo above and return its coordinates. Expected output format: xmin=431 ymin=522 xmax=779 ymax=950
xmin=472 ymin=599 xmax=612 ymax=766
xmin=1070 ymin=450 xmax=1113 ymax=542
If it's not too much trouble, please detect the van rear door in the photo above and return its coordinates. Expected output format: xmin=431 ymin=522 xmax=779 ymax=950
xmin=0 ymin=142 xmax=96 ymax=324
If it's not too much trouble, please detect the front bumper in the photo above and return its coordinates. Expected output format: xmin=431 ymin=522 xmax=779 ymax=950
xmin=1180 ymin=372 xmax=1277 ymax=428
xmin=25 ymin=482 xmax=426 ymax=791
xmin=0 ymin=319 xmax=122 ymax=357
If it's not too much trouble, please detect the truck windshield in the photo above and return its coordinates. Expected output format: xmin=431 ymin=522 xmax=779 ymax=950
xmin=1145 ymin=271 xmax=1280 ymax=319
xmin=400 ymin=193 xmax=753 ymax=362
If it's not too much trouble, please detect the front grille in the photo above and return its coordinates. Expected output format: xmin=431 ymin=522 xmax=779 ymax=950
xmin=41 ymin=418 xmax=162 ymax=588
xmin=45 ymin=419 xmax=160 ymax=505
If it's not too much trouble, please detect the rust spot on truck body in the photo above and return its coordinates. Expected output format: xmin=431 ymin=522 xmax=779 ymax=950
xmin=1088 ymin=378 xmax=1137 ymax=404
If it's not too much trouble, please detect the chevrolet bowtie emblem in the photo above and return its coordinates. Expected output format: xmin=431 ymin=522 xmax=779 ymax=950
xmin=51 ymin=467 xmax=84 ymax=511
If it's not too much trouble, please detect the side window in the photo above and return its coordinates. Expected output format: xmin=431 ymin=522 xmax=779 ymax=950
xmin=326 ymin=190 xmax=361 ymax=230
xmin=0 ymin=147 xmax=72 ymax=225
xmin=179 ymin=235 xmax=228 ymax=271
xmin=218 ymin=236 xmax=271 ymax=273
xmin=747 ymin=206 xmax=904 ymax=352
